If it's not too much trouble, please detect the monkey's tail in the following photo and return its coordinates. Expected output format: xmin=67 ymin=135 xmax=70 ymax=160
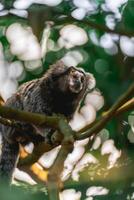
xmin=0 ymin=138 xmax=19 ymax=185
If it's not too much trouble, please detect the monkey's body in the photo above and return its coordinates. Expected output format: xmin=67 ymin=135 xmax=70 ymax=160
xmin=0 ymin=61 xmax=94 ymax=184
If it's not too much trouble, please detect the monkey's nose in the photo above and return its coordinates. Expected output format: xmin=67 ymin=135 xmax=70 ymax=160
xmin=75 ymin=79 xmax=81 ymax=87
xmin=74 ymin=79 xmax=83 ymax=92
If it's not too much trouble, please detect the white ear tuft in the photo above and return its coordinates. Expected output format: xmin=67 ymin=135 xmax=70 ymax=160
xmin=86 ymin=72 xmax=96 ymax=90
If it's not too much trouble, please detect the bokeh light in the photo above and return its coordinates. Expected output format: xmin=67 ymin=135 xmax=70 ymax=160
xmin=72 ymin=0 xmax=98 ymax=20
xmin=85 ymin=89 xmax=104 ymax=111
xmin=62 ymin=50 xmax=83 ymax=67
xmin=60 ymin=189 xmax=81 ymax=200
xmin=86 ymin=186 xmax=109 ymax=197
xmin=58 ymin=24 xmax=88 ymax=49
xmin=6 ymin=23 xmax=42 ymax=60
xmin=120 ymin=36 xmax=134 ymax=57
xmin=101 ymin=139 xmax=121 ymax=168
xmin=14 ymin=0 xmax=63 ymax=9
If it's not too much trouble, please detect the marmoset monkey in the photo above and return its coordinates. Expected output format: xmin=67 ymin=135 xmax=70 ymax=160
xmin=0 ymin=60 xmax=95 ymax=184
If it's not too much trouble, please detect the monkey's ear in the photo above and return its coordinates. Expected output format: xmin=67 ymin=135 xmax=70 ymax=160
xmin=86 ymin=72 xmax=96 ymax=90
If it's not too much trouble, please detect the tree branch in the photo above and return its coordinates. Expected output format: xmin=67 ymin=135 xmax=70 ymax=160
xmin=4 ymin=10 xmax=133 ymax=38
xmin=47 ymin=119 xmax=74 ymax=200
xmin=77 ymin=97 xmax=134 ymax=134
xmin=76 ymin=83 xmax=134 ymax=140
xmin=0 ymin=84 xmax=133 ymax=137
xmin=56 ymin=15 xmax=134 ymax=37
xmin=18 ymin=95 xmax=134 ymax=169
xmin=18 ymin=142 xmax=57 ymax=167
xmin=0 ymin=106 xmax=60 ymax=129
xmin=103 ymin=97 xmax=134 ymax=117
xmin=0 ymin=83 xmax=134 ymax=169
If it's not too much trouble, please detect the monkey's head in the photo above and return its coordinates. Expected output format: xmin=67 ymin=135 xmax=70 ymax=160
xmin=55 ymin=66 xmax=86 ymax=94
xmin=41 ymin=61 xmax=96 ymax=117
xmin=48 ymin=61 xmax=96 ymax=96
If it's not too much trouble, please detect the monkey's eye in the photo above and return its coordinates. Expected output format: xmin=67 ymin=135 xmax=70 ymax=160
xmin=70 ymin=68 xmax=76 ymax=75
xmin=81 ymin=76 xmax=84 ymax=83
xmin=72 ymin=74 xmax=78 ymax=79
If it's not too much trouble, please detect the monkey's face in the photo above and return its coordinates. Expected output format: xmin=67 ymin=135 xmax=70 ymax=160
xmin=68 ymin=67 xmax=85 ymax=93
xmin=56 ymin=67 xmax=86 ymax=94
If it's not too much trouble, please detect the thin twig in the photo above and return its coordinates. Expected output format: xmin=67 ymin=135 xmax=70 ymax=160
xmin=1 ymin=6 xmax=134 ymax=37
xmin=19 ymin=142 xmax=57 ymax=167
xmin=103 ymin=97 xmax=134 ymax=117
xmin=76 ymin=83 xmax=134 ymax=140
xmin=78 ymin=97 xmax=134 ymax=134
xmin=56 ymin=15 xmax=134 ymax=37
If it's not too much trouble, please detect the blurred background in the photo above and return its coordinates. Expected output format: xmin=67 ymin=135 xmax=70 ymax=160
xmin=0 ymin=0 xmax=134 ymax=200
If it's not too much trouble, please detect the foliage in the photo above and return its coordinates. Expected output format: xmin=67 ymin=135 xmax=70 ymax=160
xmin=0 ymin=0 xmax=134 ymax=200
